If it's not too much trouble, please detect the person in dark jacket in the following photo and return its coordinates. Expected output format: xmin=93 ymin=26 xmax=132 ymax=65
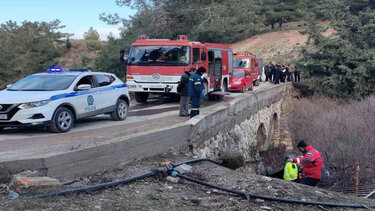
xmin=273 ymin=64 xmax=281 ymax=84
xmin=293 ymin=140 xmax=326 ymax=186
xmin=178 ymin=68 xmax=196 ymax=116
xmin=264 ymin=62 xmax=273 ymax=82
xmin=188 ymin=67 xmax=206 ymax=118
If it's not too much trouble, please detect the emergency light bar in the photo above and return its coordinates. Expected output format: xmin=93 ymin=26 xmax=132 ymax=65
xmin=46 ymin=67 xmax=90 ymax=73
xmin=47 ymin=66 xmax=63 ymax=72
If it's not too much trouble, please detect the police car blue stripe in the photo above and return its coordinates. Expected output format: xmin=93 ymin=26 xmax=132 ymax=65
xmin=50 ymin=84 xmax=126 ymax=101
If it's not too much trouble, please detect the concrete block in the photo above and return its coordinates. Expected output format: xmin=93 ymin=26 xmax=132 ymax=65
xmin=10 ymin=177 xmax=61 ymax=194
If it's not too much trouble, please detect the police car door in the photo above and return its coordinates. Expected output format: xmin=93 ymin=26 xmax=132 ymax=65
xmin=94 ymin=74 xmax=117 ymax=111
xmin=72 ymin=75 xmax=103 ymax=118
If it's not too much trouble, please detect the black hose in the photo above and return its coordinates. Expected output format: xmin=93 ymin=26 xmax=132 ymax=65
xmin=177 ymin=174 xmax=375 ymax=209
xmin=23 ymin=170 xmax=158 ymax=200
xmin=22 ymin=158 xmax=220 ymax=200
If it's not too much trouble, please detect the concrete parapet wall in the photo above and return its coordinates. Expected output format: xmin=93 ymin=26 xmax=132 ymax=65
xmin=1 ymin=84 xmax=293 ymax=182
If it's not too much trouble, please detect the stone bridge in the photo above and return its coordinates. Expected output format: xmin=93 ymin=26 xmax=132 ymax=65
xmin=1 ymin=83 xmax=293 ymax=182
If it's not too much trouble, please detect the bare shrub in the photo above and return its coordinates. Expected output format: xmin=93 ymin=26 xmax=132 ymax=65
xmin=0 ymin=166 xmax=12 ymax=184
xmin=287 ymin=95 xmax=375 ymax=191
xmin=260 ymin=145 xmax=287 ymax=172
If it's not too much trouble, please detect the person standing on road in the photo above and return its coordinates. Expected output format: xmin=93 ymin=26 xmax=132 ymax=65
xmin=292 ymin=140 xmax=326 ymax=187
xmin=273 ymin=64 xmax=281 ymax=84
xmin=177 ymin=68 xmax=196 ymax=117
xmin=188 ymin=67 xmax=206 ymax=118
xmin=264 ymin=62 xmax=273 ymax=82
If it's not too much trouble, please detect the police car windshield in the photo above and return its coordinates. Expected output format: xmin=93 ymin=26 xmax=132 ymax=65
xmin=8 ymin=75 xmax=77 ymax=91
xmin=233 ymin=71 xmax=244 ymax=78
xmin=234 ymin=59 xmax=250 ymax=68
xmin=128 ymin=46 xmax=190 ymax=66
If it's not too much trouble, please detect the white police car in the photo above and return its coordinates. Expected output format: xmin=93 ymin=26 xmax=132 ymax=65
xmin=0 ymin=68 xmax=130 ymax=133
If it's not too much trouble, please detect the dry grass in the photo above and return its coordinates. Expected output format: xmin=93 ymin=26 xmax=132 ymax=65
xmin=56 ymin=39 xmax=103 ymax=68
xmin=287 ymin=95 xmax=375 ymax=191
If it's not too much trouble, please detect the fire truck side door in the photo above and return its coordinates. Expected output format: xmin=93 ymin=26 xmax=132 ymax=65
xmin=208 ymin=50 xmax=215 ymax=90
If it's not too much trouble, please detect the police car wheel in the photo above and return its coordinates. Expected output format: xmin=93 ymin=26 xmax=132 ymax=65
xmin=49 ymin=107 xmax=74 ymax=133
xmin=111 ymin=99 xmax=128 ymax=121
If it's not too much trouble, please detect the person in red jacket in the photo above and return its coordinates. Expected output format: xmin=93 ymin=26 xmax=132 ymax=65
xmin=293 ymin=140 xmax=326 ymax=186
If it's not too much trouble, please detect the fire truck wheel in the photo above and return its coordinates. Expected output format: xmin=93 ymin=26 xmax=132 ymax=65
xmin=135 ymin=92 xmax=149 ymax=103
xmin=248 ymin=85 xmax=253 ymax=91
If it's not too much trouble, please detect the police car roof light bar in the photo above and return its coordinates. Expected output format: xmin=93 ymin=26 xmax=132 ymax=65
xmin=47 ymin=67 xmax=63 ymax=72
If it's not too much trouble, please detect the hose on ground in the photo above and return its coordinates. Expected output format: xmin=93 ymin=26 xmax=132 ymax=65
xmin=177 ymin=173 xmax=375 ymax=209
xmin=22 ymin=158 xmax=219 ymax=200
xmin=23 ymin=170 xmax=158 ymax=200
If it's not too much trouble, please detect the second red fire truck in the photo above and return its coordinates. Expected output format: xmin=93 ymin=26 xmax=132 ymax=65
xmin=124 ymin=35 xmax=233 ymax=103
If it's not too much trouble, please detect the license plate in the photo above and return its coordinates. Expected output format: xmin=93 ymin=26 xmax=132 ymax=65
xmin=150 ymin=85 xmax=163 ymax=88
xmin=129 ymin=85 xmax=137 ymax=89
xmin=0 ymin=114 xmax=7 ymax=120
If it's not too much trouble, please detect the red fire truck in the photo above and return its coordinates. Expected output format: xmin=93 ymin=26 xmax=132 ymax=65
xmin=233 ymin=53 xmax=262 ymax=86
xmin=123 ymin=35 xmax=233 ymax=103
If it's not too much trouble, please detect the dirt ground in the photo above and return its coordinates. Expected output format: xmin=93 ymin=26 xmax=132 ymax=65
xmin=231 ymin=23 xmax=334 ymax=64
xmin=1 ymin=152 xmax=373 ymax=211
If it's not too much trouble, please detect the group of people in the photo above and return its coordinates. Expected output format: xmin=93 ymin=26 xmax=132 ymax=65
xmin=284 ymin=140 xmax=326 ymax=187
xmin=177 ymin=67 xmax=206 ymax=118
xmin=264 ymin=62 xmax=301 ymax=84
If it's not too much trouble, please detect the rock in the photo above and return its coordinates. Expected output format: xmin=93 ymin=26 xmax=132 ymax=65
xmin=10 ymin=177 xmax=61 ymax=195
xmin=260 ymin=206 xmax=272 ymax=210
xmin=315 ymin=191 xmax=324 ymax=195
xmin=167 ymin=186 xmax=173 ymax=190
xmin=166 ymin=176 xmax=180 ymax=184
xmin=174 ymin=164 xmax=193 ymax=174
xmin=255 ymin=199 xmax=265 ymax=203
xmin=262 ymin=176 xmax=273 ymax=182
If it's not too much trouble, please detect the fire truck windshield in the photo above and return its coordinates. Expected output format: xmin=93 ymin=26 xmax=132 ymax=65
xmin=128 ymin=46 xmax=190 ymax=66
xmin=234 ymin=58 xmax=250 ymax=68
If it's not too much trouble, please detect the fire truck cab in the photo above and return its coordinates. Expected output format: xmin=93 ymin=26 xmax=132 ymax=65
xmin=124 ymin=35 xmax=232 ymax=103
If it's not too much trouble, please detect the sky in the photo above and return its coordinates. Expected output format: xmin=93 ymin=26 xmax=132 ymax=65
xmin=0 ymin=0 xmax=136 ymax=40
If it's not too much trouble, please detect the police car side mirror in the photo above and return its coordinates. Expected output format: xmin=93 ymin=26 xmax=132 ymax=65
xmin=201 ymin=52 xmax=207 ymax=61
xmin=6 ymin=84 xmax=12 ymax=88
xmin=77 ymin=84 xmax=91 ymax=91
